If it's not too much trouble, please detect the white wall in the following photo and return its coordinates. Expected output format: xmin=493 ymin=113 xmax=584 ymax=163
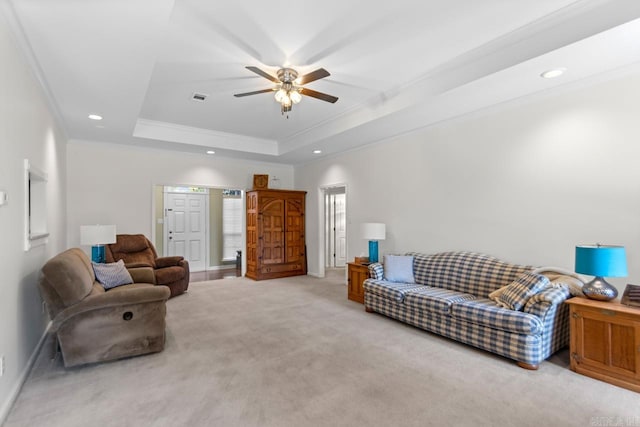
xmin=296 ymin=70 xmax=640 ymax=293
xmin=0 ymin=10 xmax=67 ymax=423
xmin=66 ymin=141 xmax=294 ymax=248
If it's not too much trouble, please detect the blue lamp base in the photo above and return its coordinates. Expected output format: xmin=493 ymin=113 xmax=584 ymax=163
xmin=368 ymin=240 xmax=379 ymax=263
xmin=91 ymin=245 xmax=106 ymax=263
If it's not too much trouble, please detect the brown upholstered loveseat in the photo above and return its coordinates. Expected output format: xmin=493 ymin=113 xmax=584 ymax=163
xmin=106 ymin=234 xmax=190 ymax=297
xmin=39 ymin=248 xmax=170 ymax=367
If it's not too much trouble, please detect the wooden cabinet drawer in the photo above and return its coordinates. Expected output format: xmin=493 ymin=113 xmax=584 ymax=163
xmin=260 ymin=263 xmax=302 ymax=274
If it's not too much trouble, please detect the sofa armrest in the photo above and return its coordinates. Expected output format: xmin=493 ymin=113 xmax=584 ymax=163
xmin=368 ymin=263 xmax=384 ymax=280
xmin=51 ymin=285 xmax=170 ymax=331
xmin=127 ymin=266 xmax=156 ymax=284
xmin=524 ymin=285 xmax=572 ymax=314
xmin=155 ymin=256 xmax=184 ymax=268
xmin=524 ymin=286 xmax=572 ymax=354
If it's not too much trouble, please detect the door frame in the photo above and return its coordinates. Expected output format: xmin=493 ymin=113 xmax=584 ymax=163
xmin=325 ymin=188 xmax=347 ymax=268
xmin=150 ymin=183 xmax=246 ymax=275
xmin=317 ymin=183 xmax=348 ymax=279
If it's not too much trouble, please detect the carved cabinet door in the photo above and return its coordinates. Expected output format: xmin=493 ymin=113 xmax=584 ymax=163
xmin=285 ymin=197 xmax=305 ymax=264
xmin=261 ymin=199 xmax=285 ymax=265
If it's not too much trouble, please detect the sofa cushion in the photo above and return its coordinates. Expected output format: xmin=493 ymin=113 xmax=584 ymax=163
xmin=384 ymin=255 xmax=415 ymax=283
xmin=404 ymin=287 xmax=476 ymax=315
xmin=451 ymin=298 xmax=544 ymax=335
xmin=92 ymin=260 xmax=134 ymax=290
xmin=408 ymin=251 xmax=532 ymax=297
xmin=494 ymin=272 xmax=550 ymax=311
xmin=363 ymin=279 xmax=424 ymax=303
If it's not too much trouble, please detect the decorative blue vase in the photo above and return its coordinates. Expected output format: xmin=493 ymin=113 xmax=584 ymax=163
xmin=368 ymin=240 xmax=379 ymax=263
xmin=91 ymin=245 xmax=106 ymax=263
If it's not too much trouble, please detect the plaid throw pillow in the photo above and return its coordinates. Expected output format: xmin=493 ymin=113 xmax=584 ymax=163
xmin=92 ymin=260 xmax=133 ymax=290
xmin=496 ymin=272 xmax=549 ymax=311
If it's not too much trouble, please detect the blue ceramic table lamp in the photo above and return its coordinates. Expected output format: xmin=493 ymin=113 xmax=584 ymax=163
xmin=575 ymin=244 xmax=627 ymax=301
xmin=80 ymin=225 xmax=116 ymax=263
xmin=361 ymin=223 xmax=385 ymax=263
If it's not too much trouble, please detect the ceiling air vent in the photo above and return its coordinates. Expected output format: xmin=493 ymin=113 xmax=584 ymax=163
xmin=191 ymin=93 xmax=208 ymax=102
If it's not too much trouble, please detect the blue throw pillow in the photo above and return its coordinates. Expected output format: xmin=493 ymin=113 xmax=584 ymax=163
xmin=92 ymin=260 xmax=133 ymax=290
xmin=497 ymin=272 xmax=550 ymax=311
xmin=384 ymin=255 xmax=415 ymax=283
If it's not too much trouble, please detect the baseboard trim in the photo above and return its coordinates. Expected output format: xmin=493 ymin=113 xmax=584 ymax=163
xmin=0 ymin=321 xmax=51 ymax=425
xmin=207 ymin=265 xmax=236 ymax=271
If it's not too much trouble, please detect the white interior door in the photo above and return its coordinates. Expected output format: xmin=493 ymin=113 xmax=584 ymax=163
xmin=164 ymin=192 xmax=207 ymax=271
xmin=325 ymin=188 xmax=347 ymax=268
xmin=334 ymin=193 xmax=346 ymax=267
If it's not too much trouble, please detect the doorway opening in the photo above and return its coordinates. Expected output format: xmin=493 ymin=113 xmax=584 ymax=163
xmin=324 ymin=186 xmax=347 ymax=269
xmin=153 ymin=185 xmax=243 ymax=280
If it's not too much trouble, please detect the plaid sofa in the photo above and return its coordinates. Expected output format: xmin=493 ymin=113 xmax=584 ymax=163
xmin=364 ymin=251 xmax=571 ymax=368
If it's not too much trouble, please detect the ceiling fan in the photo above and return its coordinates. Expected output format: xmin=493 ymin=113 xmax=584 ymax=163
xmin=234 ymin=66 xmax=338 ymax=117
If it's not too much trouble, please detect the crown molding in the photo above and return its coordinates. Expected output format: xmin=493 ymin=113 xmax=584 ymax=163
xmin=1 ymin=0 xmax=69 ymax=140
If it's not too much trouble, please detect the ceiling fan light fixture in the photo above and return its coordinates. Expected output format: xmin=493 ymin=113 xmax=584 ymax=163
xmin=274 ymin=88 xmax=287 ymax=102
xmin=290 ymin=90 xmax=302 ymax=104
xmin=236 ymin=66 xmax=337 ymax=117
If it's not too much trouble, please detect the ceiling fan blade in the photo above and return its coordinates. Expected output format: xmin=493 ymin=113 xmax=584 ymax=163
xmin=300 ymin=88 xmax=338 ymax=103
xmin=234 ymin=88 xmax=274 ymax=97
xmin=298 ymin=68 xmax=330 ymax=85
xmin=245 ymin=66 xmax=280 ymax=83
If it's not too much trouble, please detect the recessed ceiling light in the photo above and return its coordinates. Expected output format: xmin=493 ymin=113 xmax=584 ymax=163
xmin=88 ymin=114 xmax=103 ymax=120
xmin=313 ymin=150 xmax=322 ymax=154
xmin=540 ymin=68 xmax=566 ymax=79
xmin=206 ymin=150 xmax=215 ymax=155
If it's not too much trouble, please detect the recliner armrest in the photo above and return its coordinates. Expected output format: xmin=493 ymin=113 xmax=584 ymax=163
xmin=127 ymin=266 xmax=156 ymax=284
xmin=125 ymin=262 xmax=154 ymax=269
xmin=51 ymin=285 xmax=170 ymax=331
xmin=155 ymin=256 xmax=185 ymax=268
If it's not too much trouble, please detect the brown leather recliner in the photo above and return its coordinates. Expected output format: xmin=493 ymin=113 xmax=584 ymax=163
xmin=105 ymin=234 xmax=190 ymax=297
xmin=39 ymin=248 xmax=170 ymax=367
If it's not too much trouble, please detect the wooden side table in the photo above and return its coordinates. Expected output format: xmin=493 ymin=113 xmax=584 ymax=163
xmin=566 ymin=297 xmax=640 ymax=393
xmin=347 ymin=262 xmax=369 ymax=304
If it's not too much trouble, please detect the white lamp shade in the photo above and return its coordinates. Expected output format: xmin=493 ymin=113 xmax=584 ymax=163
xmin=80 ymin=225 xmax=116 ymax=245
xmin=361 ymin=223 xmax=386 ymax=240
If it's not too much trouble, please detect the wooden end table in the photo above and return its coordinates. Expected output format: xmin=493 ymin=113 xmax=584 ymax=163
xmin=566 ymin=297 xmax=640 ymax=393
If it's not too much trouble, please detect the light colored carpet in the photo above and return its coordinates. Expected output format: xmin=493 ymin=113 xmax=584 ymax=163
xmin=4 ymin=272 xmax=639 ymax=427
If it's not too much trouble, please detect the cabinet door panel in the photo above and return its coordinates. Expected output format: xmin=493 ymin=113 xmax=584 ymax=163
xmin=285 ymin=198 xmax=305 ymax=263
xmin=246 ymin=193 xmax=258 ymax=277
xmin=261 ymin=200 xmax=284 ymax=265
xmin=611 ymin=323 xmax=636 ymax=372
xmin=582 ymin=318 xmax=607 ymax=365
xmin=575 ymin=306 xmax=640 ymax=379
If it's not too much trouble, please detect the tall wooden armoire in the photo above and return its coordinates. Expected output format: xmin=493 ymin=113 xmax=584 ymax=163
xmin=246 ymin=189 xmax=307 ymax=280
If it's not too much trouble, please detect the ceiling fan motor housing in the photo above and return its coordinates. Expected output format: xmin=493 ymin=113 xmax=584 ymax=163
xmin=277 ymin=68 xmax=298 ymax=83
